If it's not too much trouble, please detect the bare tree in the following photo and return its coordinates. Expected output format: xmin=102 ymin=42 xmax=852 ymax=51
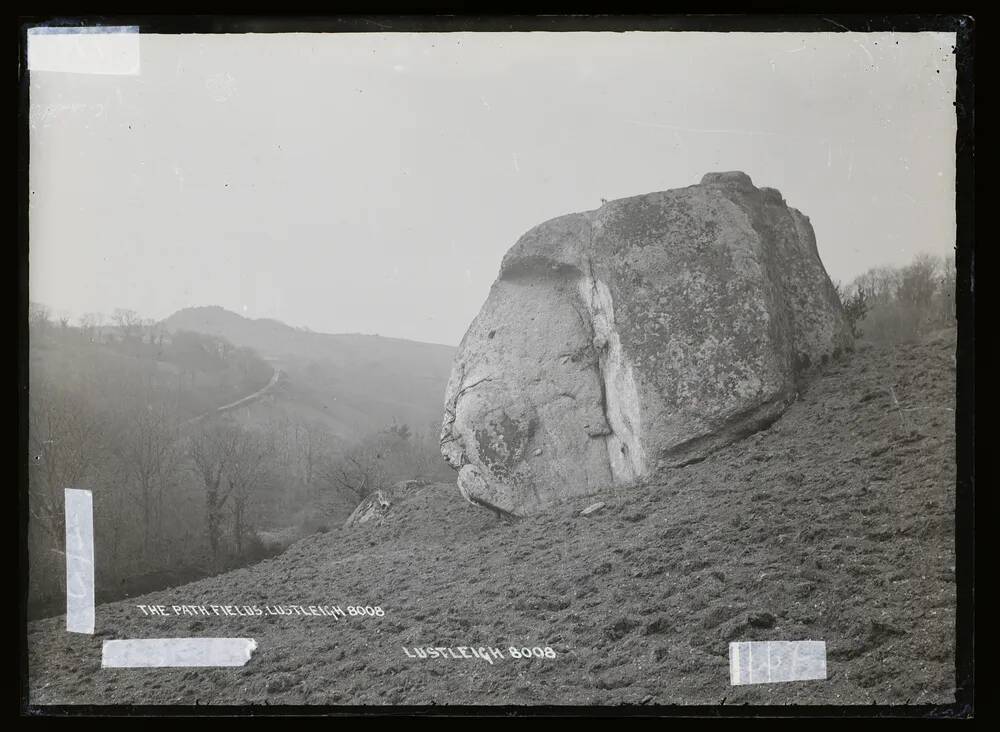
xmin=112 ymin=403 xmax=179 ymax=553
xmin=226 ymin=430 xmax=274 ymax=554
xmin=111 ymin=308 xmax=143 ymax=342
xmin=935 ymin=255 xmax=957 ymax=327
xmin=79 ymin=312 xmax=104 ymax=343
xmin=27 ymin=377 xmax=103 ymax=543
xmin=322 ymin=442 xmax=380 ymax=502
xmin=28 ymin=302 xmax=51 ymax=335
xmin=898 ymin=254 xmax=939 ymax=310
xmin=292 ymin=418 xmax=332 ymax=492
xmin=851 ymin=266 xmax=901 ymax=306
xmin=320 ymin=427 xmax=410 ymax=502
xmin=151 ymin=320 xmax=168 ymax=348
xmin=386 ymin=419 xmax=411 ymax=441
xmin=189 ymin=418 xmax=276 ymax=559
xmin=189 ymin=419 xmax=238 ymax=560
xmin=896 ymin=254 xmax=941 ymax=337
xmin=833 ymin=280 xmax=869 ymax=340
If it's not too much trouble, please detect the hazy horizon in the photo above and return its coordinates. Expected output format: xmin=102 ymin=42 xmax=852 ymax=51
xmin=29 ymin=31 xmax=957 ymax=346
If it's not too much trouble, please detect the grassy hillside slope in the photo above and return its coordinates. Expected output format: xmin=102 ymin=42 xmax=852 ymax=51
xmin=163 ymin=307 xmax=455 ymax=439
xmin=27 ymin=334 xmax=957 ymax=706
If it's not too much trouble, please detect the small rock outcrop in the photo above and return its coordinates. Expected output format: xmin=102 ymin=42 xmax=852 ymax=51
xmin=343 ymin=479 xmax=432 ymax=528
xmin=441 ymin=172 xmax=852 ymax=516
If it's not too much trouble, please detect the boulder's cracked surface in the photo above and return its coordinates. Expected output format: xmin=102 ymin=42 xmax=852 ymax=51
xmin=441 ymin=172 xmax=852 ymax=515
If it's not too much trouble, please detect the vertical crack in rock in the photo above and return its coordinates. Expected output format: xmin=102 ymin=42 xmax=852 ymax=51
xmin=578 ymin=227 xmax=645 ymax=484
xmin=440 ymin=370 xmax=494 ymax=470
xmin=440 ymin=363 xmax=474 ymax=470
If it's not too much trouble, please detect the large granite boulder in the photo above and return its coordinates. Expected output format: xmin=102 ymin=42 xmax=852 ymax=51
xmin=441 ymin=172 xmax=852 ymax=516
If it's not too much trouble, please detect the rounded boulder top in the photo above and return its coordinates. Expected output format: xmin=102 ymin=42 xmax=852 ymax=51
xmin=700 ymin=170 xmax=757 ymax=191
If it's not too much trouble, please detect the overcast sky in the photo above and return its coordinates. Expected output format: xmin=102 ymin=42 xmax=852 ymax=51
xmin=29 ymin=31 xmax=956 ymax=346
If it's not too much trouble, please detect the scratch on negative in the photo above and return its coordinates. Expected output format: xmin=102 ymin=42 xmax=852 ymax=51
xmin=823 ymin=18 xmax=851 ymax=32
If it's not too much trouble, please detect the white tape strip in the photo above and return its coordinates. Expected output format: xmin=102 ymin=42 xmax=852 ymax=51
xmin=64 ymin=488 xmax=95 ymax=634
xmin=102 ymin=638 xmax=258 ymax=668
xmin=729 ymin=640 xmax=827 ymax=685
xmin=27 ymin=26 xmax=140 ymax=75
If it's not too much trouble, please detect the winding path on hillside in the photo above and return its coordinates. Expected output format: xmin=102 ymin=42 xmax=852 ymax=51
xmin=180 ymin=368 xmax=283 ymax=428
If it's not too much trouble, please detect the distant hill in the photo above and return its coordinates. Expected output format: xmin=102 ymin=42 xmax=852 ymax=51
xmin=162 ymin=306 xmax=456 ymax=440
xmin=28 ymin=318 xmax=274 ymax=422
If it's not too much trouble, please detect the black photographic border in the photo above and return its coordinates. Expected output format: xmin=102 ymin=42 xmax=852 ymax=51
xmin=16 ymin=11 xmax=975 ymax=719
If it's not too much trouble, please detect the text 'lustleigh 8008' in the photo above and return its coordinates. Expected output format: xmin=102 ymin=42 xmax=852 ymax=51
xmin=402 ymin=646 xmax=557 ymax=665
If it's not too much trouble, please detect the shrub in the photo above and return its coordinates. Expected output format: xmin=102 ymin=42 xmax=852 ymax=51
xmin=834 ymin=281 xmax=869 ymax=339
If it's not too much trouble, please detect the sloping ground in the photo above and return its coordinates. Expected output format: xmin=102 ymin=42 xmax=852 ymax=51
xmin=27 ymin=335 xmax=957 ymax=706
xmin=163 ymin=306 xmax=456 ymax=438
